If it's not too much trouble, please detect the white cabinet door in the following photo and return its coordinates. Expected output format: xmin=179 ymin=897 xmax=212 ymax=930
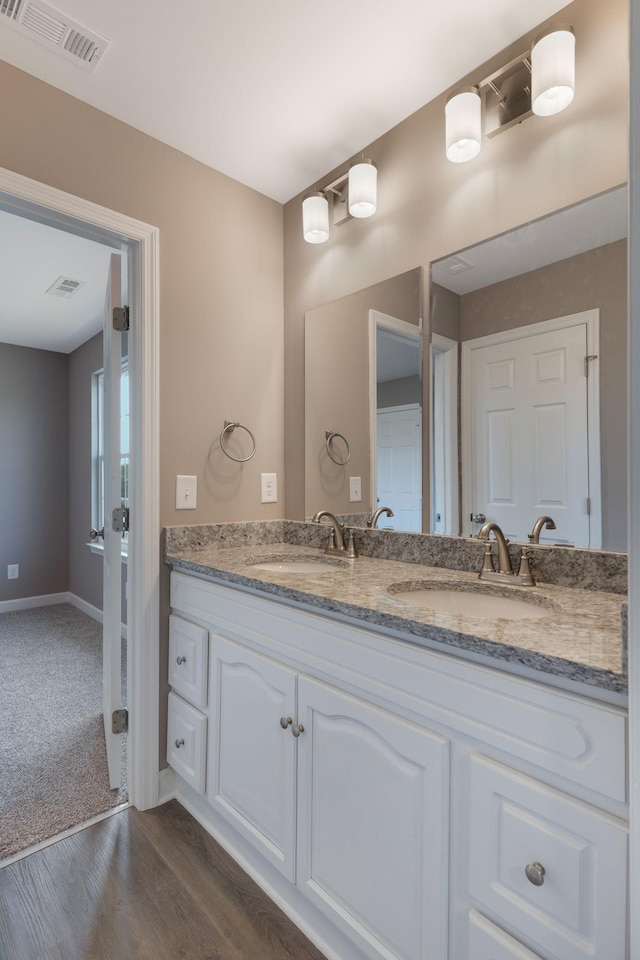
xmin=208 ymin=635 xmax=297 ymax=880
xmin=296 ymin=676 xmax=449 ymax=960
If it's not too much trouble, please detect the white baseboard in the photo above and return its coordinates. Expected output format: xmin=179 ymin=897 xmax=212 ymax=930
xmin=0 ymin=592 xmax=69 ymax=614
xmin=68 ymin=593 xmax=103 ymax=623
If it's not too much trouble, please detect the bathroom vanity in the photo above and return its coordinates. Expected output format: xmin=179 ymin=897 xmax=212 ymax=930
xmin=164 ymin=524 xmax=628 ymax=960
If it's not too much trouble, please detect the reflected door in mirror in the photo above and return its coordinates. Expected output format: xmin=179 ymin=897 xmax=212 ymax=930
xmin=463 ymin=312 xmax=600 ymax=548
xmin=376 ymin=406 xmax=422 ymax=532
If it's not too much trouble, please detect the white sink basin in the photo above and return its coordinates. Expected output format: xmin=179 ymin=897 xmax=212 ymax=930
xmin=388 ymin=582 xmax=553 ymax=620
xmin=247 ymin=557 xmax=346 ymax=574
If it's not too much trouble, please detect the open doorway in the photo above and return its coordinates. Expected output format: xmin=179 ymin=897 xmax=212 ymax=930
xmin=0 ymin=206 xmax=131 ymax=860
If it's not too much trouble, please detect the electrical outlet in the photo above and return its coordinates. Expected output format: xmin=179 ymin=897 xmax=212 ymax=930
xmin=7 ymin=564 xmax=19 ymax=580
xmin=261 ymin=473 xmax=278 ymax=503
xmin=349 ymin=477 xmax=362 ymax=502
xmin=176 ymin=475 xmax=197 ymax=509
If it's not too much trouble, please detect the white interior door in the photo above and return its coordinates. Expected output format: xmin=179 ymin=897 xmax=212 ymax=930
xmin=376 ymin=404 xmax=422 ymax=531
xmin=103 ymin=252 xmax=123 ymax=788
xmin=463 ymin=315 xmax=599 ymax=547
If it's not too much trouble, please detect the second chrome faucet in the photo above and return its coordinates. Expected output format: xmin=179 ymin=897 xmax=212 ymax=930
xmin=312 ymin=510 xmax=358 ymax=558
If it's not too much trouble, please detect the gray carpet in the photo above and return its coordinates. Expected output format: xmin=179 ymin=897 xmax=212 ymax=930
xmin=0 ymin=603 xmax=127 ymax=860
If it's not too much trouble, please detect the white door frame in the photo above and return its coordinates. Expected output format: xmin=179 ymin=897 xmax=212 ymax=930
xmin=461 ymin=309 xmax=601 ymax=546
xmin=430 ymin=333 xmax=459 ymax=536
xmin=369 ymin=309 xmax=422 ymax=515
xmin=0 ymin=166 xmax=160 ymax=812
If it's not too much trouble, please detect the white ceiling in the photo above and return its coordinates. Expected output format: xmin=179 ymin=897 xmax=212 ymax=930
xmin=0 ymin=209 xmax=112 ymax=353
xmin=0 ymin=0 xmax=569 ymax=203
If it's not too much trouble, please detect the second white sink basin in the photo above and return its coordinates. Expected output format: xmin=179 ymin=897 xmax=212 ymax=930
xmin=388 ymin=581 xmax=554 ymax=620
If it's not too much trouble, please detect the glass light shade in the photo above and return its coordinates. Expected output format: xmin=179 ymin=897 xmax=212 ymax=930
xmin=348 ymin=161 xmax=377 ymax=218
xmin=531 ymin=28 xmax=575 ymax=117
xmin=445 ymin=89 xmax=481 ymax=163
xmin=302 ymin=192 xmax=329 ymax=243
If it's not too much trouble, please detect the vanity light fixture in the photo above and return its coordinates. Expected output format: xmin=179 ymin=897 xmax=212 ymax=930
xmin=302 ymin=192 xmax=330 ymax=244
xmin=445 ymin=25 xmax=575 ymax=163
xmin=531 ymin=26 xmax=575 ymax=116
xmin=302 ymin=158 xmax=378 ymax=243
xmin=348 ymin=159 xmax=377 ymax=218
xmin=445 ymin=88 xmax=482 ymax=163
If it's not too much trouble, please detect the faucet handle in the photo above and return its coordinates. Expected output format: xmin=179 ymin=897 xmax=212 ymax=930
xmin=480 ymin=542 xmax=496 ymax=577
xmin=346 ymin=528 xmax=358 ymax=559
xmin=517 ymin=548 xmax=536 ymax=586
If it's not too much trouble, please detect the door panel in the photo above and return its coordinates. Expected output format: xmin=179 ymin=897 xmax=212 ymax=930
xmin=102 ymin=252 xmax=123 ymax=789
xmin=376 ymin=406 xmax=422 ymax=532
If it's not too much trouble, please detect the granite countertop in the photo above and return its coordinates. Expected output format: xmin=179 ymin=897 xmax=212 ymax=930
xmin=165 ymin=538 xmax=627 ymax=695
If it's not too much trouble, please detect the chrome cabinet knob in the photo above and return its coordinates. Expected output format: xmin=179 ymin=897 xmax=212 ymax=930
xmin=174 ymin=737 xmax=185 ymax=749
xmin=89 ymin=527 xmax=104 ymax=540
xmin=525 ymin=862 xmax=546 ymax=886
xmin=291 ymin=722 xmax=305 ymax=737
xmin=280 ymin=716 xmax=293 ymax=729
xmin=176 ymin=655 xmax=186 ymax=665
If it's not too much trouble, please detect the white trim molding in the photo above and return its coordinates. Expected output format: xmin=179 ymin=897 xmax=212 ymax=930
xmin=0 ymin=166 xmax=160 ymax=812
xmin=0 ymin=592 xmax=69 ymax=614
xmin=430 ymin=333 xmax=459 ymax=536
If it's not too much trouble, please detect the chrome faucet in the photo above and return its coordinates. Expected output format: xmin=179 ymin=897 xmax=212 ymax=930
xmin=312 ymin=510 xmax=352 ymax=557
xmin=528 ymin=516 xmax=557 ymax=544
xmin=368 ymin=506 xmax=394 ymax=528
xmin=477 ymin=521 xmax=535 ymax=586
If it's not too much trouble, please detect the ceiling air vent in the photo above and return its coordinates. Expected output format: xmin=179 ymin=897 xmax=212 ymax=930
xmin=46 ymin=276 xmax=86 ymax=299
xmin=0 ymin=0 xmax=109 ymax=71
xmin=439 ymin=254 xmax=474 ymax=276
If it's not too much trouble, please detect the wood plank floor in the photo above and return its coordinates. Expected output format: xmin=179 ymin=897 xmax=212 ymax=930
xmin=0 ymin=800 xmax=328 ymax=960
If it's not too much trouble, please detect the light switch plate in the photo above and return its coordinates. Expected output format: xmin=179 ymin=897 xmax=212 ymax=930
xmin=7 ymin=564 xmax=19 ymax=579
xmin=349 ymin=477 xmax=362 ymax=502
xmin=176 ymin=475 xmax=197 ymax=509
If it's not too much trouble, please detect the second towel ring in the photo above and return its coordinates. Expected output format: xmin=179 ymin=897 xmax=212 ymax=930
xmin=325 ymin=430 xmax=351 ymax=466
xmin=220 ymin=420 xmax=256 ymax=462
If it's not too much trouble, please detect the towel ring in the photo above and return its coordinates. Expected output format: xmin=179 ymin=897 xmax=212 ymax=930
xmin=220 ymin=420 xmax=256 ymax=462
xmin=325 ymin=430 xmax=351 ymax=466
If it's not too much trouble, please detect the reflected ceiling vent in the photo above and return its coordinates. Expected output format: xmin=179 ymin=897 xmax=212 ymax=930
xmin=439 ymin=254 xmax=474 ymax=275
xmin=0 ymin=0 xmax=109 ymax=71
xmin=46 ymin=276 xmax=86 ymax=299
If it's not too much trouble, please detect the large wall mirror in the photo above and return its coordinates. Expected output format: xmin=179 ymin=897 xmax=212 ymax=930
xmin=305 ymin=268 xmax=422 ymax=528
xmin=431 ymin=185 xmax=627 ymax=553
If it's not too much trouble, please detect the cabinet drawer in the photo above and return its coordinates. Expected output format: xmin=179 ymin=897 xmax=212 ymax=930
xmin=169 ymin=614 xmax=208 ymax=708
xmin=468 ymin=755 xmax=627 ymax=960
xmin=167 ymin=691 xmax=207 ymax=794
xmin=468 ymin=911 xmax=544 ymax=959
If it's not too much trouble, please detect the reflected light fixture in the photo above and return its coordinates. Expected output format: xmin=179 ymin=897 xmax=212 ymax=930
xmin=302 ymin=192 xmax=330 ymax=244
xmin=531 ymin=27 xmax=575 ymax=116
xmin=348 ymin=159 xmax=377 ymax=218
xmin=445 ymin=88 xmax=482 ymax=163
xmin=445 ymin=25 xmax=575 ymax=163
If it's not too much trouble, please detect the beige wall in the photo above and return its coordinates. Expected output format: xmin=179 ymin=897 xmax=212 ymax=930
xmin=0 ymin=62 xmax=284 ymax=531
xmin=304 ymin=270 xmax=420 ymax=517
xmin=284 ymin=0 xmax=628 ymax=521
xmin=459 ymin=239 xmax=627 ymax=550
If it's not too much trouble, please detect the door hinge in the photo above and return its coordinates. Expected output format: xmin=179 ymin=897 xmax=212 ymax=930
xmin=584 ymin=354 xmax=598 ymax=377
xmin=113 ymin=305 xmax=130 ymax=332
xmin=112 ymin=505 xmax=130 ymax=533
xmin=112 ymin=708 xmax=128 ymax=734
xmin=586 ymin=497 xmax=592 ymax=516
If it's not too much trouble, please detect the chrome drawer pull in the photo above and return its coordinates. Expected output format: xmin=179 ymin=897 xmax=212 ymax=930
xmin=280 ymin=716 xmax=293 ymax=729
xmin=174 ymin=738 xmax=185 ymax=749
xmin=291 ymin=722 xmax=305 ymax=737
xmin=176 ymin=655 xmax=186 ymax=665
xmin=525 ymin=862 xmax=546 ymax=886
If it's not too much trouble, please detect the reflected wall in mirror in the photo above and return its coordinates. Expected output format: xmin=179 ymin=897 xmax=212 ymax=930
xmin=430 ymin=185 xmax=628 ymax=552
xmin=305 ymin=269 xmax=422 ymax=525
